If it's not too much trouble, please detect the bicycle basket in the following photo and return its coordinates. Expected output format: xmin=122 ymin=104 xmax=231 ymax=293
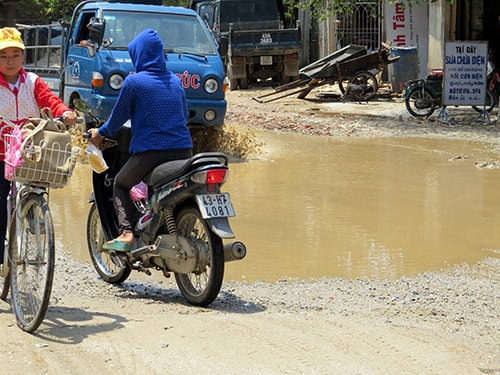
xmin=4 ymin=119 xmax=80 ymax=188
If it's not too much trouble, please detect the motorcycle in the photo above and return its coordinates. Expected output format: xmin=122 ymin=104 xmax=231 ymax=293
xmin=76 ymin=100 xmax=246 ymax=306
xmin=485 ymin=64 xmax=500 ymax=104
xmin=403 ymin=69 xmax=496 ymax=118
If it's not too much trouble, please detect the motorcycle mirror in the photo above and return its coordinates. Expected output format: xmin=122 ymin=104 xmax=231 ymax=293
xmin=73 ymin=99 xmax=91 ymax=113
xmin=73 ymin=99 xmax=102 ymax=130
xmin=89 ymin=19 xmax=105 ymax=47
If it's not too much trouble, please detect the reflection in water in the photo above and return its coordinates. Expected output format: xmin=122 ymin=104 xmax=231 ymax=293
xmin=51 ymin=131 xmax=500 ymax=283
xmin=51 ymin=163 xmax=93 ymax=258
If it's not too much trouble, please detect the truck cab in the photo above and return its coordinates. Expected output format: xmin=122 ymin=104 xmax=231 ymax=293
xmin=22 ymin=1 xmax=228 ymax=127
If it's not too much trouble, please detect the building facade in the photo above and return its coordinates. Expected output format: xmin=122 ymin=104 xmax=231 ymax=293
xmin=315 ymin=0 xmax=499 ymax=78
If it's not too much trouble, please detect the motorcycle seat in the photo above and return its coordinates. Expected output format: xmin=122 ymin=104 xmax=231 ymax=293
xmin=144 ymin=152 xmax=228 ymax=188
xmin=427 ymin=74 xmax=443 ymax=81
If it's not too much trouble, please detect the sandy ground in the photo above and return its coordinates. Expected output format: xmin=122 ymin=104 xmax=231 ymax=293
xmin=0 ymin=84 xmax=499 ymax=375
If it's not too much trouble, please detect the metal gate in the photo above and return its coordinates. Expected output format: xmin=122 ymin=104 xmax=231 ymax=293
xmin=335 ymin=1 xmax=381 ymax=52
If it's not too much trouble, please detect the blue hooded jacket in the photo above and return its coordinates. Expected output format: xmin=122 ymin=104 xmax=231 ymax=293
xmin=97 ymin=28 xmax=192 ymax=153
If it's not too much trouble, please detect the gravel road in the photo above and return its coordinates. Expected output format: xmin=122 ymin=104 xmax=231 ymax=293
xmin=0 ymin=85 xmax=498 ymax=375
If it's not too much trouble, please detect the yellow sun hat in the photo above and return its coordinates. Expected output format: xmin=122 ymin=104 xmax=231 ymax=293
xmin=0 ymin=27 xmax=25 ymax=51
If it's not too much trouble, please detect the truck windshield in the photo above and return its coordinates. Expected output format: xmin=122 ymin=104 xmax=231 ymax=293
xmin=102 ymin=11 xmax=217 ymax=55
xmin=219 ymin=0 xmax=279 ymax=23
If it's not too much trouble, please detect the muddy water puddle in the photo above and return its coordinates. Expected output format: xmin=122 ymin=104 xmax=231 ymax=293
xmin=52 ymin=130 xmax=500 ymax=283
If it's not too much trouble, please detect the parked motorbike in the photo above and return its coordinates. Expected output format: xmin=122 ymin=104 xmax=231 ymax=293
xmin=403 ymin=69 xmax=496 ymax=118
xmin=485 ymin=64 xmax=500 ymax=105
xmin=76 ymin=100 xmax=246 ymax=306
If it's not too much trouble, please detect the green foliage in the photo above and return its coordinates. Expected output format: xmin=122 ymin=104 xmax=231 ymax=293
xmin=164 ymin=0 xmax=190 ymax=6
xmin=16 ymin=0 xmax=81 ymax=23
xmin=297 ymin=0 xmax=455 ymax=21
xmin=12 ymin=0 xmax=191 ymax=24
xmin=10 ymin=0 xmax=456 ymax=25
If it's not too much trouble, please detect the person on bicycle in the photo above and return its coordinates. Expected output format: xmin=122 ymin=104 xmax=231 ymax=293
xmin=87 ymin=28 xmax=193 ymax=252
xmin=0 ymin=27 xmax=76 ymax=265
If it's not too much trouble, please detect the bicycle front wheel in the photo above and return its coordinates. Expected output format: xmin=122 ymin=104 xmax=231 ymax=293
xmin=10 ymin=193 xmax=55 ymax=332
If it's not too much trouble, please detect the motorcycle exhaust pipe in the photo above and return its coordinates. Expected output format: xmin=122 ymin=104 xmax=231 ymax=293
xmin=224 ymin=241 xmax=247 ymax=262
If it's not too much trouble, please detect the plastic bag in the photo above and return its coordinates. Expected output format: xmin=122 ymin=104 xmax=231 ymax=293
xmin=130 ymin=181 xmax=148 ymax=201
xmin=85 ymin=142 xmax=108 ymax=173
xmin=4 ymin=126 xmax=24 ymax=180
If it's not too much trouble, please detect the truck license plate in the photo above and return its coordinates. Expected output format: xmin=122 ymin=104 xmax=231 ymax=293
xmin=196 ymin=193 xmax=235 ymax=218
xmin=260 ymin=56 xmax=273 ymax=65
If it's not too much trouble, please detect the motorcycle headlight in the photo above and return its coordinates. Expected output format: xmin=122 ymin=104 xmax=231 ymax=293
xmin=204 ymin=78 xmax=218 ymax=94
xmin=109 ymin=74 xmax=124 ymax=90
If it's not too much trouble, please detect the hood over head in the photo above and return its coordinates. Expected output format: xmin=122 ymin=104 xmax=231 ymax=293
xmin=128 ymin=28 xmax=167 ymax=73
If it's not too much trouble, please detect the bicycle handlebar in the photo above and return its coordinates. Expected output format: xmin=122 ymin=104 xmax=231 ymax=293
xmin=0 ymin=115 xmax=83 ymax=129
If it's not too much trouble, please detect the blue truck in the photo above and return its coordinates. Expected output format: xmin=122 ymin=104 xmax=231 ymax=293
xmin=18 ymin=0 xmax=228 ymax=127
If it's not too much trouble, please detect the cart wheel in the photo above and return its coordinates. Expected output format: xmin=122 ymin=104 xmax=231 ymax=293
xmin=339 ymin=71 xmax=379 ymax=98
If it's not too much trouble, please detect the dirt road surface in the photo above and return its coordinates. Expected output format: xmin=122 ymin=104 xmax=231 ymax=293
xmin=0 ymin=85 xmax=498 ymax=375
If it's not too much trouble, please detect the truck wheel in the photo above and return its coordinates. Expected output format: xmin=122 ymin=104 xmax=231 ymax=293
xmin=229 ymin=79 xmax=238 ymax=90
xmin=280 ymin=74 xmax=291 ymax=85
xmin=239 ymin=77 xmax=248 ymax=89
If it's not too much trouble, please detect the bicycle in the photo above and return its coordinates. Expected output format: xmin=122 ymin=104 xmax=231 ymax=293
xmin=1 ymin=114 xmax=79 ymax=332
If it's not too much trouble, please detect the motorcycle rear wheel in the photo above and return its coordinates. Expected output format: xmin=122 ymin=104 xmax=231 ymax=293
xmin=174 ymin=206 xmax=224 ymax=307
xmin=405 ymin=87 xmax=437 ymax=117
xmin=472 ymin=89 xmax=497 ymax=113
xmin=86 ymin=203 xmax=131 ymax=283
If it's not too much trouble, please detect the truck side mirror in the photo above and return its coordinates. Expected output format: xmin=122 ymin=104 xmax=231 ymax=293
xmin=218 ymin=37 xmax=228 ymax=57
xmin=89 ymin=21 xmax=105 ymax=47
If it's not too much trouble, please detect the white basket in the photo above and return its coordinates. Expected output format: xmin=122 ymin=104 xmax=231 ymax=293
xmin=4 ymin=134 xmax=79 ymax=188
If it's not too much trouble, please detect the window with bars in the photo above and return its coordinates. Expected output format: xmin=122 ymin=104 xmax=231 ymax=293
xmin=335 ymin=1 xmax=381 ymax=52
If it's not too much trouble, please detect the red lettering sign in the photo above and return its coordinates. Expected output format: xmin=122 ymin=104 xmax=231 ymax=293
xmin=175 ymin=71 xmax=201 ymax=89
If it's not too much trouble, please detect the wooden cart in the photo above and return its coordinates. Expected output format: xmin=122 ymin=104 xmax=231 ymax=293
xmin=253 ymin=44 xmax=400 ymax=103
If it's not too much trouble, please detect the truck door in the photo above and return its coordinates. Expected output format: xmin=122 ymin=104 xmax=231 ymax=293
xmin=65 ymin=12 xmax=97 ymax=95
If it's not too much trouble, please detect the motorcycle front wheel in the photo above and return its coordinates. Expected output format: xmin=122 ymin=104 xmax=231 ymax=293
xmin=405 ymin=87 xmax=437 ymax=117
xmin=174 ymin=206 xmax=224 ymax=307
xmin=86 ymin=203 xmax=131 ymax=284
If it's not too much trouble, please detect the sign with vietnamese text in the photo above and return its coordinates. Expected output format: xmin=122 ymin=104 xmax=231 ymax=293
xmin=443 ymin=41 xmax=488 ymax=106
xmin=385 ymin=1 xmax=429 ymax=78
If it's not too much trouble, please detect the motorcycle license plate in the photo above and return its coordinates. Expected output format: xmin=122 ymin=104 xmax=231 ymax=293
xmin=196 ymin=193 xmax=235 ymax=218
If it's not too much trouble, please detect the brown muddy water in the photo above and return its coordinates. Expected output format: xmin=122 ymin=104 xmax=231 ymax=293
xmin=51 ymin=130 xmax=500 ymax=283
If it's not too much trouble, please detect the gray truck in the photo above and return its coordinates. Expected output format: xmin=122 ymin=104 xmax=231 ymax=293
xmin=190 ymin=0 xmax=302 ymax=90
